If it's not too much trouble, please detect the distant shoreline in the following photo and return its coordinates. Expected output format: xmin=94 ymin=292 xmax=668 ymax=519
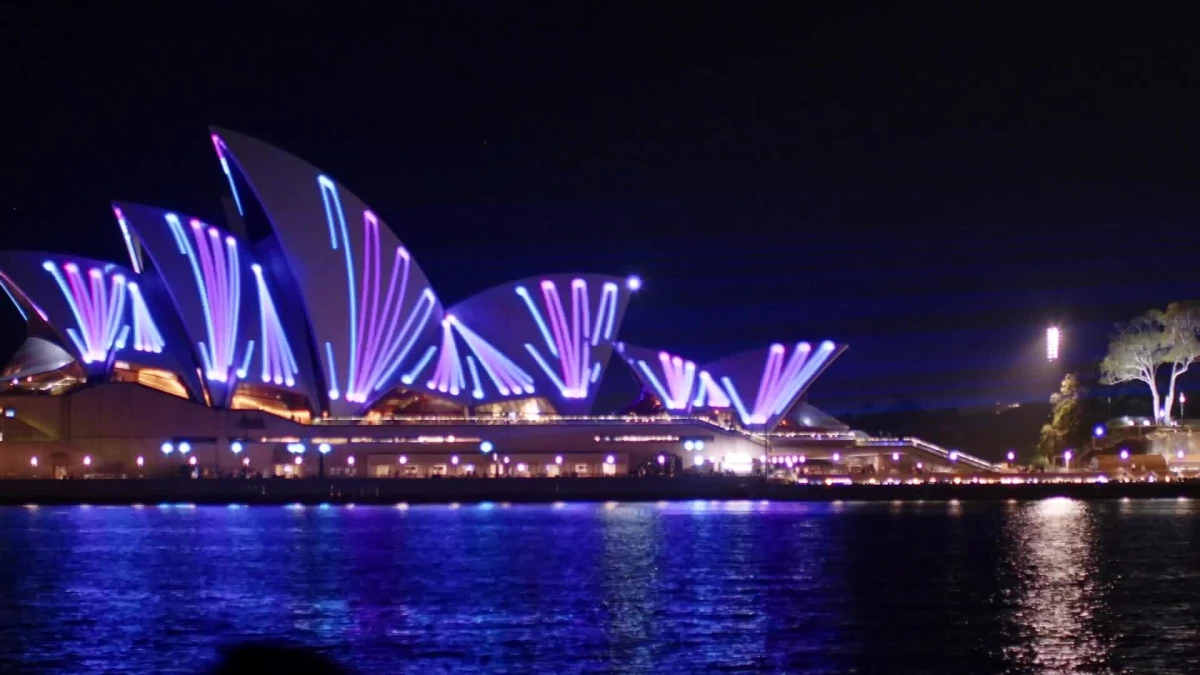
xmin=1 ymin=476 xmax=1198 ymax=506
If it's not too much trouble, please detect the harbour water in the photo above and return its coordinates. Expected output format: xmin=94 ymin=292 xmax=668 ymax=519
xmin=2 ymin=499 xmax=1199 ymax=673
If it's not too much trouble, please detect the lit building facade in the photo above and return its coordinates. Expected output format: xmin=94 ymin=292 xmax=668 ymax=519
xmin=0 ymin=129 xmax=994 ymax=479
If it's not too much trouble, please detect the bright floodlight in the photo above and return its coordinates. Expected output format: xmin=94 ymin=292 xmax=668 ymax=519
xmin=318 ymin=443 xmax=332 ymax=454
xmin=230 ymin=441 xmax=244 ymax=454
xmin=1046 ymin=326 xmax=1060 ymax=361
xmin=627 ymin=275 xmax=642 ymax=291
xmin=161 ymin=442 xmax=174 ymax=454
xmin=479 ymin=441 xmax=494 ymax=454
xmin=178 ymin=441 xmax=191 ymax=454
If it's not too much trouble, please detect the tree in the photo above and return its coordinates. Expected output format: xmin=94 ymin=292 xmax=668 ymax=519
xmin=1038 ymin=372 xmax=1086 ymax=460
xmin=1099 ymin=303 xmax=1200 ymax=423
xmin=1158 ymin=302 xmax=1200 ymax=422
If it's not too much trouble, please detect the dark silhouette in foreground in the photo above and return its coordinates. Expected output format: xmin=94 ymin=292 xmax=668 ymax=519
xmin=209 ymin=644 xmax=348 ymax=675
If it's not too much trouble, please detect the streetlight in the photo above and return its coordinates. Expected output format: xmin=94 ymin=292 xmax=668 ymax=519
xmin=1063 ymin=449 xmax=1073 ymax=470
xmin=1180 ymin=393 xmax=1187 ymax=420
xmin=1006 ymin=450 xmax=1016 ymax=463
xmin=1046 ymin=326 xmax=1060 ymax=362
xmin=318 ymin=442 xmax=332 ymax=478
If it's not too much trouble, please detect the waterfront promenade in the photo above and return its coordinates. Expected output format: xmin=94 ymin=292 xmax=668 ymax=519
xmin=2 ymin=475 xmax=1198 ymax=505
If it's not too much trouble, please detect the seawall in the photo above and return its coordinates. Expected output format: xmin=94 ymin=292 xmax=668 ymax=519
xmin=2 ymin=477 xmax=1200 ymax=505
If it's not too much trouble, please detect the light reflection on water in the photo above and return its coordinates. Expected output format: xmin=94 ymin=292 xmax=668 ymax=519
xmin=1004 ymin=497 xmax=1110 ymax=673
xmin=2 ymin=501 xmax=1200 ymax=673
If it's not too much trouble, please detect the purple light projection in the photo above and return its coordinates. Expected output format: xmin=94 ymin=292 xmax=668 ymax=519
xmin=720 ymin=341 xmax=838 ymax=426
xmin=41 ymin=261 xmax=128 ymax=364
xmin=250 ymin=264 xmax=298 ymax=386
xmin=165 ymin=214 xmax=242 ymax=382
xmin=634 ymin=351 xmax=696 ymax=410
xmin=317 ymin=177 xmax=436 ymax=404
xmin=516 ymin=278 xmax=619 ymax=399
xmin=427 ymin=319 xmax=464 ymax=396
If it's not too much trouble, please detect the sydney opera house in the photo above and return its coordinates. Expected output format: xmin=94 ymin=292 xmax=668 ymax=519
xmin=0 ymin=129 xmax=993 ymax=479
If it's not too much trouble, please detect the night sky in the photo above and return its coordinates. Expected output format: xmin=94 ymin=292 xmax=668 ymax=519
xmin=4 ymin=4 xmax=1200 ymax=414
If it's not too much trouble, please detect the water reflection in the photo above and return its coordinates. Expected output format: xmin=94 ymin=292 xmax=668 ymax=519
xmin=1004 ymin=498 xmax=1112 ymax=673
xmin=3 ymin=502 xmax=1199 ymax=673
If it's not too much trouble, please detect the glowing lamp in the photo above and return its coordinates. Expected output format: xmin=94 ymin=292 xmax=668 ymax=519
xmin=230 ymin=441 xmax=244 ymax=454
xmin=83 ymin=455 xmax=92 ymax=467
xmin=605 ymin=455 xmax=615 ymax=465
xmin=694 ymin=455 xmax=704 ymax=466
xmin=480 ymin=441 xmax=494 ymax=454
xmin=684 ymin=440 xmax=695 ymax=451
xmin=1064 ymin=450 xmax=1073 ymax=462
xmin=694 ymin=440 xmax=705 ymax=451
xmin=503 ymin=456 xmax=510 ymax=464
xmin=832 ymin=452 xmax=841 ymax=462
xmin=1177 ymin=450 xmax=1186 ymax=459
xmin=287 ymin=443 xmax=305 ymax=454
xmin=555 ymin=455 xmax=563 ymax=465
xmin=948 ymin=451 xmax=958 ymax=462
xmin=892 ymin=452 xmax=900 ymax=461
xmin=178 ymin=442 xmax=191 ymax=454
xmin=30 ymin=456 xmax=38 ymax=467
xmin=451 ymin=455 xmax=460 ymax=465
xmin=136 ymin=456 xmax=144 ymax=467
xmin=318 ymin=443 xmax=332 ymax=455
xmin=627 ymin=275 xmax=642 ymax=291
xmin=657 ymin=454 xmax=666 ymax=465
xmin=347 ymin=455 xmax=355 ymax=466
xmin=1094 ymin=424 xmax=1106 ymax=438
xmin=1006 ymin=451 xmax=1015 ymax=462
xmin=161 ymin=442 xmax=174 ymax=455
xmin=1046 ymin=326 xmax=1060 ymax=361
xmin=399 ymin=455 xmax=408 ymax=465
xmin=293 ymin=456 xmax=302 ymax=465
xmin=242 ymin=457 xmax=250 ymax=466
xmin=189 ymin=456 xmax=198 ymax=466
xmin=1120 ymin=449 xmax=1129 ymax=460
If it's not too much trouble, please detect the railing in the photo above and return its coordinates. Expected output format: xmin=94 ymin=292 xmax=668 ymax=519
xmin=858 ymin=436 xmax=996 ymax=471
xmin=311 ymin=414 xmax=742 ymax=432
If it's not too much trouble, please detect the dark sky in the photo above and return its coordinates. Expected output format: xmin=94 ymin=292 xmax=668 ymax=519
xmin=3 ymin=4 xmax=1200 ymax=414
